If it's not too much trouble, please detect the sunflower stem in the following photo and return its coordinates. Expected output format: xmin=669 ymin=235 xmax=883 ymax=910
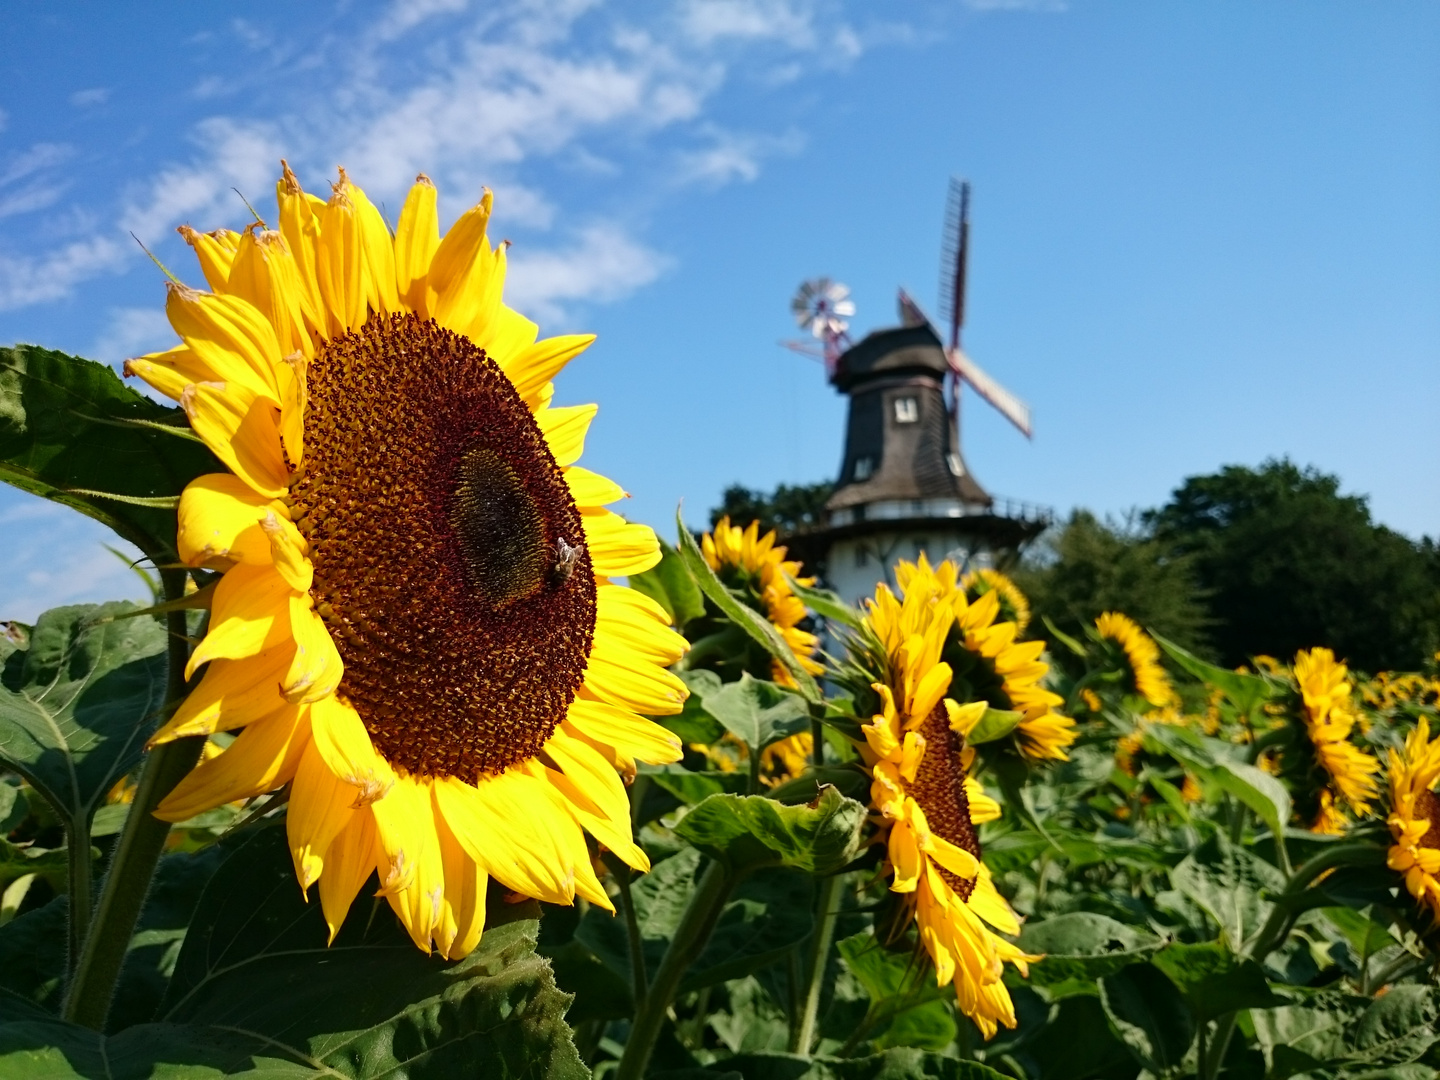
xmin=64 ymin=569 xmax=204 ymax=1030
xmin=608 ymin=856 xmax=649 ymax=1002
xmin=616 ymin=859 xmax=733 ymax=1080
xmin=790 ymin=872 xmax=843 ymax=1055
xmin=64 ymin=818 xmax=92 ymax=982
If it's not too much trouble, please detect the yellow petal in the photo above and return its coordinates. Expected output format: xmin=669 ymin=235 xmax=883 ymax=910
xmin=319 ymin=810 xmax=379 ymax=944
xmin=426 ymin=190 xmax=492 ymax=304
xmin=282 ymin=599 xmax=344 ymax=703
xmin=503 ymin=334 xmax=593 ymax=404
xmin=261 ymin=510 xmax=312 ymax=591
xmin=582 ymin=644 xmax=688 ymax=716
xmin=176 ymin=225 xmax=238 ymax=292
xmin=186 ymin=564 xmax=294 ymax=678
xmin=565 ymin=696 xmax=682 ymax=765
xmin=123 ymin=346 xmax=210 ymax=402
xmin=433 ymin=802 xmax=487 ymax=960
xmin=433 ymin=774 xmax=575 ymax=903
xmin=177 ymin=473 xmax=277 ymax=568
xmin=276 ymin=160 xmax=324 ymax=328
xmin=340 ymin=170 xmax=400 ymax=316
xmin=165 ymin=283 xmax=282 ymax=403
xmin=155 ymin=706 xmax=308 ymax=821
xmin=580 ymin=509 xmax=660 ymax=576
xmin=536 ymin=404 xmax=597 ymax=467
xmin=288 ymin=736 xmax=358 ymax=891
xmin=309 ymin=695 xmax=394 ymax=805
xmin=152 ymin=643 xmax=294 ymax=743
xmin=395 ymin=175 xmax=439 ymax=314
xmin=565 ymin=466 xmax=626 ymax=509
xmin=316 ymin=185 xmax=366 ymax=334
xmin=225 ymin=228 xmax=314 ymax=358
xmin=181 ymin=383 xmax=290 ymax=498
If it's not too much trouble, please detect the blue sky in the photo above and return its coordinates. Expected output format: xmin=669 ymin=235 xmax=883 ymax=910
xmin=1 ymin=0 xmax=1436 ymax=621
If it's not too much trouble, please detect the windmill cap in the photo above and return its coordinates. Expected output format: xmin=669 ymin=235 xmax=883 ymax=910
xmin=830 ymin=322 xmax=949 ymax=393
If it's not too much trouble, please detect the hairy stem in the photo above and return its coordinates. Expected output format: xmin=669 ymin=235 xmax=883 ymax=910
xmin=613 ymin=859 xmax=649 ymax=1003
xmin=64 ymin=569 xmax=204 ymax=1030
xmin=616 ymin=860 xmax=734 ymax=1080
xmin=790 ymin=873 xmax=843 ymax=1055
xmin=64 ymin=818 xmax=92 ymax=981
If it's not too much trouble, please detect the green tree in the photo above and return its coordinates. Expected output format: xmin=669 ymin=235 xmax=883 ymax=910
xmin=1146 ymin=458 xmax=1440 ymax=672
xmin=1015 ymin=509 xmax=1213 ymax=656
xmin=710 ymin=481 xmax=834 ymax=536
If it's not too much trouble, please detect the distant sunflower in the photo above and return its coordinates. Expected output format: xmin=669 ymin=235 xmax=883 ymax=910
xmin=858 ymin=562 xmax=1038 ymax=1038
xmin=1386 ymin=717 xmax=1440 ymax=920
xmin=130 ymin=164 xmax=686 ymax=958
xmin=702 ymin=517 xmax=824 ymax=687
xmin=1094 ymin=612 xmax=1175 ymax=708
xmin=961 ymin=568 xmax=1031 ymax=634
xmin=890 ymin=559 xmax=1074 ymax=764
xmin=1293 ymin=648 xmax=1380 ymax=831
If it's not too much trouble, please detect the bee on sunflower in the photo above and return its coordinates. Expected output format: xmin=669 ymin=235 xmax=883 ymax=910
xmin=852 ymin=556 xmax=1039 ymax=1037
xmin=128 ymin=163 xmax=688 ymax=958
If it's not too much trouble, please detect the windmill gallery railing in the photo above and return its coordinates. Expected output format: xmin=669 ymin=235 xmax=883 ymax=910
xmin=827 ymin=495 xmax=1054 ymax=530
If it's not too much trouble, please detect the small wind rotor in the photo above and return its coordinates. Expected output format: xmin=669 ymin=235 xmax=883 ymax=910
xmin=788 ymin=277 xmax=855 ymax=373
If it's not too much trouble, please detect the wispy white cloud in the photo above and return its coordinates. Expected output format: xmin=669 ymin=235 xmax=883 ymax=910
xmin=0 ymin=235 xmax=126 ymax=311
xmin=90 ymin=307 xmax=177 ymax=367
xmin=69 ymin=88 xmax=110 ymax=108
xmin=962 ymin=0 xmax=1066 ymax=11
xmin=679 ymin=0 xmax=816 ymax=47
xmin=676 ymin=125 xmax=804 ymax=187
xmin=0 ymin=499 xmax=149 ymax=623
xmin=506 ymin=224 xmax=670 ymax=324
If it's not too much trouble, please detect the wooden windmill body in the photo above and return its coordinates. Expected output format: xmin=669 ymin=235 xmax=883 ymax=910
xmin=787 ymin=181 xmax=1052 ymax=607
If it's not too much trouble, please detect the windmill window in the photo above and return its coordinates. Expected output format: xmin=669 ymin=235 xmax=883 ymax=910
xmin=946 ymin=453 xmax=964 ymax=477
xmin=893 ymin=396 xmax=919 ymax=424
xmin=853 ymin=456 xmax=874 ymax=481
xmin=854 ymin=547 xmax=868 ymax=568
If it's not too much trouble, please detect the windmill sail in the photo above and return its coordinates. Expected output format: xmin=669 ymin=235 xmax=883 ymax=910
xmin=937 ymin=178 xmax=970 ymax=351
xmin=948 ymin=347 xmax=1032 ymax=439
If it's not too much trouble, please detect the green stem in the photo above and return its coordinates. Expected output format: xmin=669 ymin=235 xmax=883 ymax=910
xmin=790 ymin=873 xmax=843 ymax=1055
xmin=64 ymin=570 xmax=204 ymax=1030
xmin=1200 ymin=1013 xmax=1238 ymax=1080
xmin=615 ymin=863 xmax=649 ymax=1002
xmin=748 ymin=747 xmax=762 ymax=795
xmin=811 ymin=716 xmax=824 ymax=769
xmin=616 ymin=860 xmax=734 ymax=1080
xmin=65 ymin=818 xmax=92 ymax=980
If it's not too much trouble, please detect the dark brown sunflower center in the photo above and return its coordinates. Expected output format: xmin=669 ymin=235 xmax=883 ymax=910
xmin=908 ymin=703 xmax=982 ymax=901
xmin=1416 ymin=790 xmax=1440 ymax=850
xmin=290 ymin=312 xmax=596 ymax=782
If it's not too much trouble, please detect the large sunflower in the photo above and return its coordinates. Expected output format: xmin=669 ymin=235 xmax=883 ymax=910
xmin=1386 ymin=717 xmax=1440 ymax=920
xmin=701 ymin=516 xmax=824 ymax=687
xmin=892 ymin=558 xmax=1074 ymax=764
xmin=1293 ymin=647 xmax=1380 ymax=832
xmin=127 ymin=164 xmax=687 ymax=959
xmin=858 ymin=559 xmax=1038 ymax=1038
xmin=1094 ymin=611 xmax=1175 ymax=708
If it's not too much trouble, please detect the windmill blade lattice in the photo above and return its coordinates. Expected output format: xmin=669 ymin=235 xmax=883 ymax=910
xmin=791 ymin=278 xmax=856 ymax=339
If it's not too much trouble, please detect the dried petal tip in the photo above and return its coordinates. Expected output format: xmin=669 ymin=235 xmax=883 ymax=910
xmin=415 ymin=173 xmax=435 ymax=187
xmin=176 ymin=224 xmax=200 ymax=243
xmin=280 ymin=158 xmax=302 ymax=194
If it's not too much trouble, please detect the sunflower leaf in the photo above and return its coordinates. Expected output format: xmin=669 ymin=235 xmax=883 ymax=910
xmin=1169 ymin=832 xmax=1284 ymax=952
xmin=1152 ymin=630 xmax=1278 ymax=717
xmin=146 ymin=825 xmax=590 ymax=1079
xmin=965 ymin=708 xmax=1022 ymax=746
xmin=785 ymin=574 xmax=862 ymax=631
xmin=1017 ymin=912 xmax=1164 ymax=999
xmin=675 ymin=509 xmax=822 ymax=702
xmin=0 ymin=602 xmax=167 ymax=837
xmin=698 ymin=673 xmax=809 ymax=752
xmin=0 ymin=345 xmax=220 ymax=562
xmin=1096 ymin=961 xmax=1195 ymax=1074
xmin=629 ymin=537 xmax=706 ymax=632
xmin=673 ymin=786 xmax=865 ymax=875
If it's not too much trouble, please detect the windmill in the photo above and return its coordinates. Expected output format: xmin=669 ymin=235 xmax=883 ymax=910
xmin=938 ymin=179 xmax=1032 ymax=439
xmin=778 ymin=178 xmax=1051 ymax=606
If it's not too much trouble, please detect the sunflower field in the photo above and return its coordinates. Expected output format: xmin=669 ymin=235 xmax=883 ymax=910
xmin=1 ymin=167 xmax=1439 ymax=1080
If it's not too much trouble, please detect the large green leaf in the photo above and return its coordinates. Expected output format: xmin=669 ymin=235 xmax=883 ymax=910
xmin=575 ymin=847 xmax=814 ymax=997
xmin=1001 ymin=994 xmax=1137 ymax=1080
xmin=643 ymin=764 xmax=749 ymax=807
xmin=119 ymin=825 xmax=588 ymax=1078
xmin=653 ymin=1047 xmax=1010 ymax=1078
xmin=0 ymin=345 xmax=219 ymax=561
xmin=1250 ymin=988 xmax=1374 ymax=1078
xmin=675 ymin=511 xmax=821 ymax=701
xmin=1017 ymin=912 xmax=1163 ymax=999
xmin=1209 ymin=758 xmax=1293 ymax=847
xmin=0 ymin=603 xmax=167 ymax=834
xmin=1152 ymin=632 xmax=1276 ymax=718
xmin=1346 ymin=986 xmax=1440 ymax=1069
xmin=1149 ymin=941 xmax=1286 ymax=1022
xmin=628 ymin=538 xmax=705 ymax=632
xmin=1097 ymin=961 xmax=1195 ymax=1074
xmin=1169 ymin=833 xmax=1284 ymax=951
xmin=836 ymin=932 xmax=955 ymax=1051
xmin=699 ymin=673 xmax=809 ymax=752
xmin=673 ymin=787 xmax=865 ymax=875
